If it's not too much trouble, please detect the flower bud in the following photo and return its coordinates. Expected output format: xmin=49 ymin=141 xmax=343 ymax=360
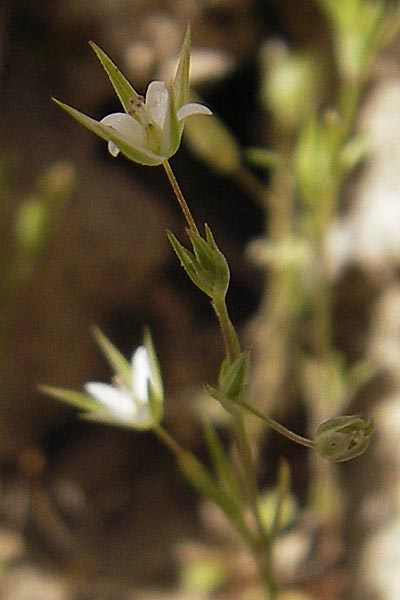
xmin=218 ymin=352 xmax=250 ymax=402
xmin=313 ymin=415 xmax=373 ymax=462
xmin=167 ymin=224 xmax=230 ymax=300
xmin=206 ymin=352 xmax=249 ymax=415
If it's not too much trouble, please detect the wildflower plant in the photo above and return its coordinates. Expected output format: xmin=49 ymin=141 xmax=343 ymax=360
xmin=41 ymin=13 xmax=400 ymax=595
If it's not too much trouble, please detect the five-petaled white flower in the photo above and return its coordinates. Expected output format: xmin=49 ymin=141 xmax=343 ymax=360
xmin=40 ymin=329 xmax=164 ymax=430
xmin=54 ymin=27 xmax=212 ymax=166
xmin=84 ymin=344 xmax=161 ymax=428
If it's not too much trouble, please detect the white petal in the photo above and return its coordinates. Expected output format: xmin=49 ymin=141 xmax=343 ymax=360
xmin=101 ymin=112 xmax=146 ymax=147
xmin=145 ymin=81 xmax=169 ymax=128
xmin=177 ymin=102 xmax=212 ymax=120
xmin=84 ymin=382 xmax=134 ymax=417
xmin=108 ymin=140 xmax=120 ymax=157
xmin=83 ymin=409 xmax=130 ymax=426
xmin=131 ymin=346 xmax=152 ymax=404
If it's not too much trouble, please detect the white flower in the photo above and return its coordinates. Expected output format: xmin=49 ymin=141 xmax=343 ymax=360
xmin=101 ymin=80 xmax=211 ymax=163
xmin=40 ymin=330 xmax=163 ymax=430
xmin=81 ymin=327 xmax=164 ymax=429
xmin=54 ymin=27 xmax=212 ymax=166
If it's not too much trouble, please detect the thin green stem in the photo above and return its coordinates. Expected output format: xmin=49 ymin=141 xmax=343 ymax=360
xmin=212 ymin=296 xmax=241 ymax=362
xmin=163 ymin=160 xmax=199 ymax=234
xmin=162 ymin=159 xmax=276 ymax=595
xmin=154 ymin=424 xmax=185 ymax=458
xmin=229 ymin=412 xmax=276 ymax=596
xmin=211 ymin=294 xmax=277 ymax=592
xmin=210 ymin=271 xmax=280 ymax=593
xmin=237 ymin=400 xmax=315 ymax=449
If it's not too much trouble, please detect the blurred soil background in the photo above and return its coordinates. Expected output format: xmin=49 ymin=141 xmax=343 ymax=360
xmin=1 ymin=1 xmax=400 ymax=599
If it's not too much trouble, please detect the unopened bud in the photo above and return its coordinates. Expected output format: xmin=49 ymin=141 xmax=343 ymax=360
xmin=168 ymin=224 xmax=230 ymax=300
xmin=314 ymin=415 xmax=373 ymax=463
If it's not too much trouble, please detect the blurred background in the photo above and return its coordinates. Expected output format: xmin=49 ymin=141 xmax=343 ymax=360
xmin=1 ymin=1 xmax=400 ymax=598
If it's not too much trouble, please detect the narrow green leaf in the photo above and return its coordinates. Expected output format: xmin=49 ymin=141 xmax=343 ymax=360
xmin=89 ymin=41 xmax=140 ymax=113
xmin=179 ymin=451 xmax=252 ymax=544
xmin=203 ymin=423 xmax=242 ymax=502
xmin=179 ymin=452 xmax=240 ymax=520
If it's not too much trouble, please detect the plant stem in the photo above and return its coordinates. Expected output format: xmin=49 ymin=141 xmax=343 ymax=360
xmin=154 ymin=424 xmax=185 ymax=458
xmin=163 ymin=160 xmax=199 ymax=234
xmin=233 ymin=414 xmax=277 ymax=591
xmin=237 ymin=400 xmax=315 ymax=449
xmin=212 ymin=296 xmax=241 ymax=362
xmin=163 ymin=159 xmax=277 ymax=595
xmin=211 ymin=289 xmax=278 ymax=592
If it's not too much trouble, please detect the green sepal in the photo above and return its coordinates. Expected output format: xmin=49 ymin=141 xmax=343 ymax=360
xmin=173 ymin=25 xmax=191 ymax=109
xmin=167 ymin=230 xmax=214 ymax=297
xmin=92 ymin=326 xmax=132 ymax=389
xmin=89 ymin=41 xmax=140 ymax=113
xmin=39 ymin=385 xmax=97 ymax=412
xmin=168 ymin=225 xmax=230 ymax=300
xmin=143 ymin=327 xmax=164 ymax=424
xmin=167 ymin=229 xmax=202 ymax=287
xmin=162 ymin=82 xmax=183 ymax=158
xmin=204 ymin=225 xmax=230 ymax=298
xmin=190 ymin=225 xmax=230 ymax=299
xmin=190 ymin=231 xmax=218 ymax=296
xmin=218 ymin=351 xmax=250 ymax=402
xmin=53 ymin=99 xmax=163 ymax=166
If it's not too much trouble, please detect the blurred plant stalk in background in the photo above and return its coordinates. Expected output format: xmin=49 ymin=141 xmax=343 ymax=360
xmin=0 ymin=160 xmax=75 ymax=370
